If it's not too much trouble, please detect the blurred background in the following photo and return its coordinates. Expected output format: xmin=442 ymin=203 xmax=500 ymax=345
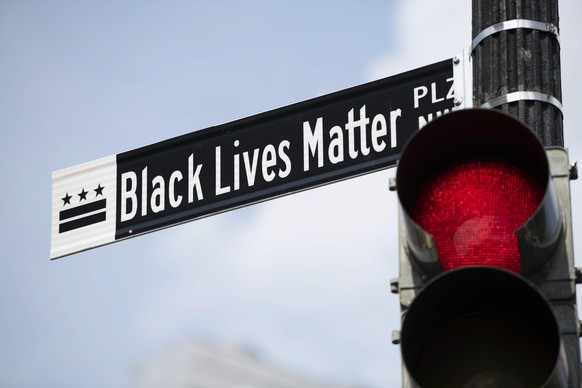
xmin=1 ymin=1 xmax=581 ymax=387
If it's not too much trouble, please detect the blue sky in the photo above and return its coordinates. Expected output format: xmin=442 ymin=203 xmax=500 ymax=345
xmin=1 ymin=1 xmax=581 ymax=387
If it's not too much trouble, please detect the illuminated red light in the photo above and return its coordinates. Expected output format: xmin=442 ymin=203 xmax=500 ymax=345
xmin=412 ymin=160 xmax=544 ymax=273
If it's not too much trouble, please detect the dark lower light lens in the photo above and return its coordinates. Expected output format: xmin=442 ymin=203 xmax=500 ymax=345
xmin=401 ymin=267 xmax=562 ymax=388
xmin=414 ymin=313 xmax=555 ymax=387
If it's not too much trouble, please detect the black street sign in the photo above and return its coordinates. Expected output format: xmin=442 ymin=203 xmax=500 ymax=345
xmin=51 ymin=59 xmax=455 ymax=259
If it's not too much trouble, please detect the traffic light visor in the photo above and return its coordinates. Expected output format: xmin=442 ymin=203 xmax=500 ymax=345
xmin=396 ymin=109 xmax=561 ymax=277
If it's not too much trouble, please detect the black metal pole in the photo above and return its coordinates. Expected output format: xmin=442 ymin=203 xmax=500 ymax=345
xmin=472 ymin=0 xmax=563 ymax=146
xmin=473 ymin=1 xmax=581 ymax=386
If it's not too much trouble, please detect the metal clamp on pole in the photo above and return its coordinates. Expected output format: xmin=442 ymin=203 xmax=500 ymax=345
xmin=481 ymin=91 xmax=563 ymax=116
xmin=472 ymin=19 xmax=560 ymax=51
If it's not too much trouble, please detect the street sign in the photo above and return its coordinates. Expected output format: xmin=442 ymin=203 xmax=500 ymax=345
xmin=51 ymin=59 xmax=456 ymax=259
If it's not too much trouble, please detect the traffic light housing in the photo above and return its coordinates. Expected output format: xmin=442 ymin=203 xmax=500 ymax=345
xmin=392 ymin=109 xmax=580 ymax=387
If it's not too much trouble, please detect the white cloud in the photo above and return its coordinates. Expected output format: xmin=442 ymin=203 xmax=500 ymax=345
xmin=135 ymin=169 xmax=400 ymax=385
xmin=367 ymin=0 xmax=471 ymax=80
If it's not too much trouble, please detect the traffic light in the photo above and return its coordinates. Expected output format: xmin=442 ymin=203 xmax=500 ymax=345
xmin=391 ymin=109 xmax=580 ymax=387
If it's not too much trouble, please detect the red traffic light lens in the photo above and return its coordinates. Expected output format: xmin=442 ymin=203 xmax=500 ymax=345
xmin=412 ymin=160 xmax=544 ymax=273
